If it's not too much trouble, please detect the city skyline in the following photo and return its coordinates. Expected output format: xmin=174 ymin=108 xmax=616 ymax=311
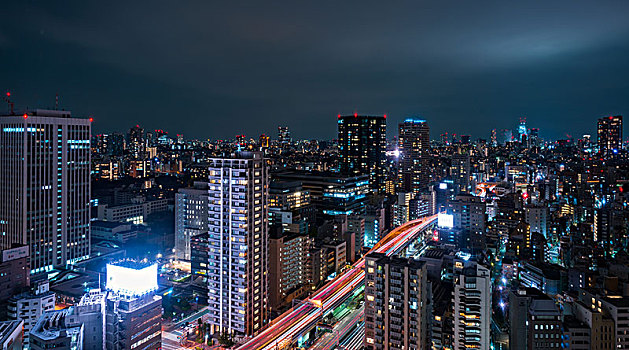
xmin=2 ymin=2 xmax=629 ymax=140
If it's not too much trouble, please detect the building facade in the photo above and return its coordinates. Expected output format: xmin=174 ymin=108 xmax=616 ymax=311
xmin=206 ymin=152 xmax=269 ymax=336
xmin=0 ymin=109 xmax=91 ymax=273
xmin=364 ymin=253 xmax=429 ymax=350
xmin=338 ymin=114 xmax=387 ymax=192
xmin=175 ymin=182 xmax=209 ymax=260
xmin=398 ymin=119 xmax=430 ymax=195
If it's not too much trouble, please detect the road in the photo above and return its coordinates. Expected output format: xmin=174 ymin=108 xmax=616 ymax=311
xmin=311 ymin=307 xmax=363 ymax=349
xmin=235 ymin=215 xmax=438 ymax=350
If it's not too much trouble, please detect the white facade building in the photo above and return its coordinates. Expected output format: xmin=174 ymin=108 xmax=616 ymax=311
xmin=206 ymin=152 xmax=268 ymax=336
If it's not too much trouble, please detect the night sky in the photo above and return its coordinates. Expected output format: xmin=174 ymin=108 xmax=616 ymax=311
xmin=2 ymin=1 xmax=628 ymax=140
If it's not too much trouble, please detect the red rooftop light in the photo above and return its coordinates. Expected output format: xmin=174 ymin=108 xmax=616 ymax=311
xmin=354 ymin=112 xmax=358 ymax=117
xmin=89 ymin=117 xmax=94 ymax=122
xmin=6 ymin=92 xmax=10 ymax=97
xmin=384 ymin=114 xmax=387 ymax=119
xmin=23 ymin=113 xmax=28 ymax=119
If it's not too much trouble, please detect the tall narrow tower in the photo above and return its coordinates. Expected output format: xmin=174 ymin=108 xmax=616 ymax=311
xmin=206 ymin=151 xmax=269 ymax=336
xmin=337 ymin=114 xmax=387 ymax=192
xmin=398 ymin=119 xmax=430 ymax=195
xmin=0 ymin=109 xmax=91 ymax=274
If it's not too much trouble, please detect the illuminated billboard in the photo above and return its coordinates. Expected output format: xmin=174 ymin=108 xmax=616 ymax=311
xmin=437 ymin=213 xmax=454 ymax=228
xmin=106 ymin=262 xmax=158 ymax=296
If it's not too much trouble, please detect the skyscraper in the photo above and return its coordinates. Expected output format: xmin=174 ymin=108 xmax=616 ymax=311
xmin=597 ymin=115 xmax=622 ymax=157
xmin=207 ymin=152 xmax=269 ymax=336
xmin=398 ymin=119 xmax=430 ymax=194
xmin=364 ymin=252 xmax=430 ymax=349
xmin=338 ymin=114 xmax=387 ymax=192
xmin=0 ymin=109 xmax=91 ymax=274
xmin=127 ymin=124 xmax=145 ymax=159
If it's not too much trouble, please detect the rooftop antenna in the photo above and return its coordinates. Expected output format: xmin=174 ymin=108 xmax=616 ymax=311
xmin=55 ymin=93 xmax=59 ymax=110
xmin=3 ymin=92 xmax=14 ymax=114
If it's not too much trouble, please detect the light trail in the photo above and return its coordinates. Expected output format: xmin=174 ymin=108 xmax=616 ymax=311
xmin=235 ymin=215 xmax=438 ymax=350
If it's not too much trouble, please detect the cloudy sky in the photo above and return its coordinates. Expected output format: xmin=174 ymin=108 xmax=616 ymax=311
xmin=2 ymin=1 xmax=628 ymax=140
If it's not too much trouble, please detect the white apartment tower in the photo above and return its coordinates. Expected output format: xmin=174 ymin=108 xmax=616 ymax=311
xmin=453 ymin=262 xmax=491 ymax=350
xmin=207 ymin=152 xmax=268 ymax=336
xmin=0 ymin=109 xmax=91 ymax=274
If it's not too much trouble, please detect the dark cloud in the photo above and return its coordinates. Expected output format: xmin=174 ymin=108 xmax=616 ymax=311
xmin=1 ymin=1 xmax=628 ymax=140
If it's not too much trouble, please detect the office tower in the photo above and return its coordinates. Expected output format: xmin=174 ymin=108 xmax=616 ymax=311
xmin=105 ymin=261 xmax=162 ymax=350
xmin=8 ymin=279 xmax=55 ymax=348
xmin=451 ymin=151 xmax=470 ymax=194
xmin=268 ymin=230 xmax=310 ymax=309
xmin=175 ymin=182 xmax=209 ymax=260
xmin=338 ymin=114 xmax=387 ymax=192
xmin=278 ymin=126 xmax=291 ymax=146
xmin=398 ymin=119 xmax=430 ymax=194
xmin=597 ymin=115 xmax=622 ymax=157
xmin=518 ymin=116 xmax=528 ymax=142
xmin=453 ymin=262 xmax=491 ymax=350
xmin=364 ymin=253 xmax=429 ymax=350
xmin=0 ymin=109 xmax=91 ymax=274
xmin=0 ymin=320 xmax=23 ymax=350
xmin=490 ymin=129 xmax=497 ymax=146
xmin=127 ymin=124 xmax=145 ymax=159
xmin=207 ymin=152 xmax=268 ymax=336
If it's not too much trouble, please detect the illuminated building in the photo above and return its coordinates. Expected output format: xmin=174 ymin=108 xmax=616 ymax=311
xmin=447 ymin=194 xmax=486 ymax=234
xmin=509 ymin=288 xmax=564 ymax=350
xmin=0 ymin=109 xmax=91 ymax=274
xmin=597 ymin=115 xmax=622 ymax=157
xmin=338 ymin=114 xmax=387 ymax=192
xmin=363 ymin=200 xmax=385 ymax=249
xmin=190 ymin=233 xmax=210 ymax=303
xmin=268 ymin=230 xmax=310 ymax=309
xmin=0 ymin=246 xmax=30 ymax=304
xmin=127 ymin=124 xmax=145 ymax=159
xmin=278 ymin=126 xmax=291 ymax=147
xmin=259 ymin=134 xmax=270 ymax=148
xmin=29 ymin=309 xmax=83 ymax=350
xmin=207 ymin=151 xmax=268 ymax=336
xmin=525 ymin=205 xmax=549 ymax=238
xmin=175 ymin=182 xmax=209 ymax=260
xmin=103 ymin=261 xmax=162 ymax=350
xmin=452 ymin=262 xmax=491 ymax=350
xmin=579 ymin=291 xmax=629 ymax=349
xmin=398 ymin=119 xmax=430 ymax=194
xmin=364 ymin=253 xmax=429 ymax=350
xmin=393 ymin=192 xmax=413 ymax=226
xmin=97 ymin=199 xmax=169 ymax=225
xmin=451 ymin=151 xmax=470 ymax=193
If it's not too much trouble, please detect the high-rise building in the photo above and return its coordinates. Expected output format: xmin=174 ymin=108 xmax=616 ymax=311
xmin=338 ymin=114 xmax=387 ymax=192
xmin=127 ymin=124 xmax=145 ymax=159
xmin=364 ymin=253 xmax=429 ymax=349
xmin=207 ymin=152 xmax=269 ymax=336
xmin=0 ymin=246 xmax=30 ymax=305
xmin=447 ymin=194 xmax=486 ymax=235
xmin=175 ymin=182 xmax=209 ymax=260
xmin=451 ymin=151 xmax=470 ymax=194
xmin=8 ymin=279 xmax=55 ymax=348
xmin=597 ymin=115 xmax=622 ymax=157
xmin=453 ymin=262 xmax=491 ymax=350
xmin=0 ymin=109 xmax=91 ymax=274
xmin=398 ymin=119 xmax=430 ymax=194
